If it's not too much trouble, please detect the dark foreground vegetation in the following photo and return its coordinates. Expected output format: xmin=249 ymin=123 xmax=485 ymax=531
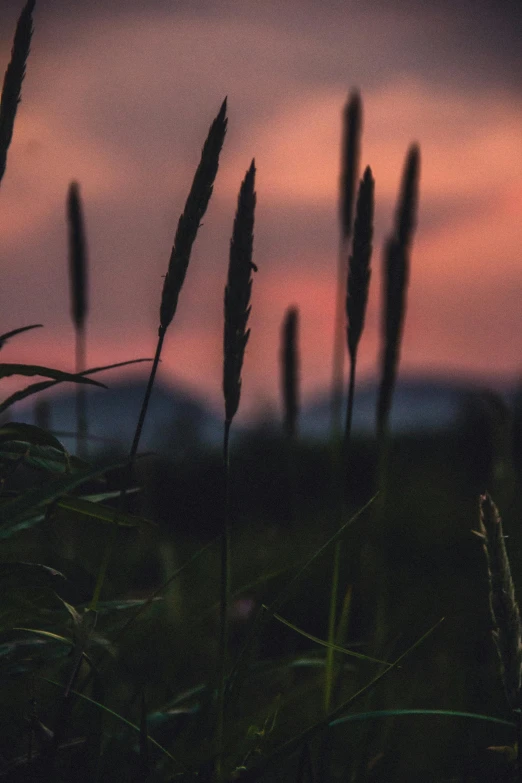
xmin=1 ymin=3 xmax=521 ymax=781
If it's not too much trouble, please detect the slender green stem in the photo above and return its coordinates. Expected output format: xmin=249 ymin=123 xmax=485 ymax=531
xmin=345 ymin=356 xmax=356 ymax=447
xmin=217 ymin=417 xmax=232 ymax=778
xmin=330 ymin=238 xmax=348 ymax=438
xmin=515 ymin=710 xmax=522 ymax=781
xmin=325 ymin=355 xmax=357 ymax=713
xmin=130 ymin=328 xmax=165 ymax=462
xmin=324 ymin=539 xmax=341 ymax=713
xmin=89 ymin=328 xmax=165 ymax=612
xmin=75 ymin=324 xmax=87 ymax=460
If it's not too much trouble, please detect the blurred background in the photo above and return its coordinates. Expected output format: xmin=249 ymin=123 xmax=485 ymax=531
xmin=0 ymin=0 xmax=521 ymax=425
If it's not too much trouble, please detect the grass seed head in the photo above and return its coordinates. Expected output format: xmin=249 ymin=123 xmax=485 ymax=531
xmin=377 ymin=145 xmax=420 ymax=439
xmin=159 ymin=97 xmax=228 ymax=333
xmin=340 ymin=90 xmax=362 ymax=243
xmin=67 ymin=181 xmax=88 ymax=330
xmin=223 ymin=159 xmax=257 ymax=425
xmin=479 ymin=492 xmax=522 ymax=710
xmin=0 ymin=0 xmax=35 ymax=185
xmin=346 ymin=165 xmax=374 ymax=363
xmin=395 ymin=143 xmax=420 ymax=250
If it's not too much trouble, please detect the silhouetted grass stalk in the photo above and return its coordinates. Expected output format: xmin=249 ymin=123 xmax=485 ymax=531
xmin=330 ymin=91 xmax=361 ymax=438
xmin=325 ymin=166 xmax=374 ymax=713
xmin=325 ymin=93 xmax=362 ymax=716
xmin=67 ymin=182 xmax=89 ymax=460
xmin=0 ymin=0 xmax=34 ymax=186
xmin=476 ymin=493 xmax=522 ymax=776
xmin=376 ymin=144 xmax=420 ymax=456
xmin=218 ymin=159 xmax=256 ymax=777
xmin=366 ymin=144 xmax=419 ymax=668
xmin=89 ymin=99 xmax=228 ymax=613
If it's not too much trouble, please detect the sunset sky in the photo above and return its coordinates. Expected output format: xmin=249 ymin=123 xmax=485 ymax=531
xmin=1 ymin=0 xmax=521 ymax=421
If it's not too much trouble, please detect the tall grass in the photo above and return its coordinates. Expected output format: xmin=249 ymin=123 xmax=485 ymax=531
xmin=330 ymin=90 xmax=362 ymax=438
xmin=89 ymin=99 xmax=228 ymax=613
xmin=376 ymin=143 xmax=420 ymax=449
xmin=219 ymin=159 xmax=257 ymax=775
xmin=325 ymin=163 xmax=375 ymax=714
xmin=476 ymin=493 xmax=522 ymax=774
xmin=67 ymin=181 xmax=89 ymax=460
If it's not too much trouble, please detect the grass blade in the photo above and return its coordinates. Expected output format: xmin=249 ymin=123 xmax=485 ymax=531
xmin=0 ymin=323 xmax=42 ymax=349
xmin=0 ymin=357 xmax=153 ymax=415
xmin=269 ymin=609 xmax=391 ymax=665
xmin=235 ymin=618 xmax=444 ymax=781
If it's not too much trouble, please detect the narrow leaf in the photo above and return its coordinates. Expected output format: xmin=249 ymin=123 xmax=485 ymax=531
xmin=0 ymin=364 xmax=106 ymax=387
xmin=0 ymin=357 xmax=154 ymax=414
xmin=51 ymin=494 xmax=156 ymax=529
xmin=270 ymin=609 xmax=390 ymax=664
xmin=0 ymin=324 xmax=42 ymax=350
xmin=0 ymin=456 xmax=132 ymax=530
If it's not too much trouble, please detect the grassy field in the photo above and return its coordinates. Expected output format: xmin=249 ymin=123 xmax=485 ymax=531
xmin=1 ymin=3 xmax=522 ymax=781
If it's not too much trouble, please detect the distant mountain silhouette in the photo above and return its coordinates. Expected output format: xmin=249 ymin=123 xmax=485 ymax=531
xmin=3 ymin=372 xmax=518 ymax=455
xmin=5 ymin=374 xmax=223 ymax=457
xmin=299 ymin=375 xmax=516 ymax=441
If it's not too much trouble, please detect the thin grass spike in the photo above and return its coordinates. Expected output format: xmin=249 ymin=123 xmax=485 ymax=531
xmin=218 ymin=158 xmax=256 ymax=778
xmin=344 ymin=165 xmax=374 ymax=453
xmin=223 ymin=158 xmax=257 ymax=425
xmin=331 ymin=90 xmax=363 ymax=435
xmin=347 ymin=166 xmax=374 ymax=366
xmin=0 ymin=0 xmax=35 ymax=186
xmin=340 ymin=91 xmax=362 ymax=244
xmin=67 ymin=182 xmax=88 ymax=330
xmin=478 ymin=493 xmax=522 ymax=710
xmin=377 ymin=144 xmax=420 ymax=440
xmin=159 ymin=97 xmax=228 ymax=334
xmin=67 ymin=181 xmax=88 ymax=459
xmin=90 ymin=100 xmax=227 ymax=617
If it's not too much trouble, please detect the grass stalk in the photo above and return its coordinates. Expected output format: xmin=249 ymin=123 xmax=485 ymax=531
xmin=67 ymin=182 xmax=89 ymax=460
xmin=325 ymin=166 xmax=374 ymax=713
xmin=0 ymin=0 xmax=34 ymax=186
xmin=476 ymin=493 xmax=522 ymax=777
xmin=324 ymin=93 xmax=362 ymax=716
xmin=218 ymin=159 xmax=257 ymax=777
xmin=330 ymin=90 xmax=361 ymax=438
xmin=376 ymin=144 xmax=420 ymax=453
xmin=89 ymin=99 xmax=227 ymax=613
